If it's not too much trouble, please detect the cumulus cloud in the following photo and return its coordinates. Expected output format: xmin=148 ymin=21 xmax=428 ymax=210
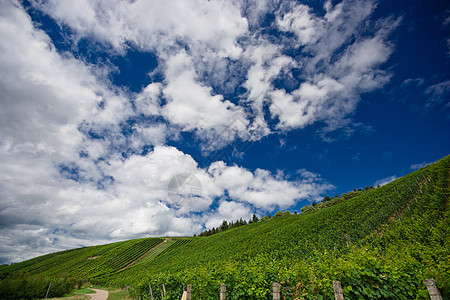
xmin=208 ymin=162 xmax=333 ymax=210
xmin=162 ymin=52 xmax=248 ymax=135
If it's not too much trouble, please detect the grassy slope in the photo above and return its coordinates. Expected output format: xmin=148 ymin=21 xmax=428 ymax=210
xmin=1 ymin=237 xmax=165 ymax=278
xmin=1 ymin=155 xmax=448 ymax=299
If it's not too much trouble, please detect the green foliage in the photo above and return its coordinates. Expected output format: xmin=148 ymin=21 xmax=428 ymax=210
xmin=200 ymin=217 xmax=252 ymax=236
xmin=274 ymin=211 xmax=291 ymax=218
xmin=303 ymin=188 xmax=366 ymax=213
xmin=0 ymin=273 xmax=75 ymax=299
xmin=107 ymin=289 xmax=133 ymax=300
xmin=260 ymin=213 xmax=272 ymax=221
xmin=0 ymin=237 xmax=164 ymax=282
xmin=71 ymin=287 xmax=96 ymax=294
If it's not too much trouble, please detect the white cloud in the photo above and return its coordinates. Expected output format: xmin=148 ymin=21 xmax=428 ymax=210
xmin=134 ymin=83 xmax=162 ymax=116
xmin=374 ymin=175 xmax=397 ymax=187
xmin=244 ymin=0 xmax=277 ymax=29
xmin=0 ymin=0 xmax=137 ymax=166
xmin=207 ymin=162 xmax=333 ymax=210
xmin=129 ymin=124 xmax=170 ymax=152
xmin=410 ymin=162 xmax=431 ymax=170
xmin=35 ymin=0 xmax=248 ymax=57
xmin=425 ymin=80 xmax=450 ymax=108
xmin=162 ymin=52 xmax=248 ymax=135
xmin=269 ymin=1 xmax=396 ymax=134
xmin=277 ymin=3 xmax=324 ymax=45
xmin=401 ymin=78 xmax=425 ymax=87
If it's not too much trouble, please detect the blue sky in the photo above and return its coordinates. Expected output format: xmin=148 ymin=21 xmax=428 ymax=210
xmin=0 ymin=0 xmax=448 ymax=264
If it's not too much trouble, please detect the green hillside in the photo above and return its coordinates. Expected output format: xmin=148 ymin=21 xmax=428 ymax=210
xmin=1 ymin=155 xmax=448 ymax=299
xmin=1 ymin=237 xmax=165 ymax=278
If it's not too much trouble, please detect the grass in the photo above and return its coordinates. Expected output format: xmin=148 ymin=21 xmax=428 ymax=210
xmin=44 ymin=288 xmax=95 ymax=299
xmin=45 ymin=287 xmax=129 ymax=300
xmin=106 ymin=289 xmax=133 ymax=300
xmin=45 ymin=296 xmax=89 ymax=300
xmin=71 ymin=288 xmax=96 ymax=294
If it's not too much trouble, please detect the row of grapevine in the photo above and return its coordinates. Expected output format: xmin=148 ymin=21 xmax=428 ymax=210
xmin=1 ymin=237 xmax=164 ymax=280
xmin=158 ymin=239 xmax=192 ymax=255
xmin=130 ymin=239 xmax=193 ymax=267
xmin=72 ymin=237 xmax=164 ymax=278
xmin=1 ymin=241 xmax=126 ymax=276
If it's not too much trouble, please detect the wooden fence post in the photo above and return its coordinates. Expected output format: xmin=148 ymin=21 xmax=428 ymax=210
xmin=333 ymin=281 xmax=344 ymax=300
xmin=148 ymin=282 xmax=153 ymax=300
xmin=186 ymin=284 xmax=192 ymax=300
xmin=425 ymin=279 xmax=443 ymax=300
xmin=220 ymin=283 xmax=226 ymax=300
xmin=273 ymin=282 xmax=280 ymax=300
xmin=160 ymin=283 xmax=166 ymax=299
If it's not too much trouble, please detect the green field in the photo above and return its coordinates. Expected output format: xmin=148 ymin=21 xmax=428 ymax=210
xmin=1 ymin=156 xmax=448 ymax=299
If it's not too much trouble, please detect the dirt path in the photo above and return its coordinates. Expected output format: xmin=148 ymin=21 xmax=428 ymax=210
xmin=87 ymin=289 xmax=108 ymax=300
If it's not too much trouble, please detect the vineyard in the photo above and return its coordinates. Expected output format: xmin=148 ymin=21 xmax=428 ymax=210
xmin=0 ymin=237 xmax=165 ymax=279
xmin=0 ymin=155 xmax=448 ymax=299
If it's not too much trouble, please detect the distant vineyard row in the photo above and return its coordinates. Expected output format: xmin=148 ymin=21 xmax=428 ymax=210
xmin=1 ymin=237 xmax=166 ymax=279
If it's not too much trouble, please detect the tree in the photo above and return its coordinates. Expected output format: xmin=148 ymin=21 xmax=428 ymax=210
xmin=220 ymin=220 xmax=228 ymax=232
xmin=301 ymin=205 xmax=315 ymax=213
xmin=252 ymin=213 xmax=259 ymax=223
xmin=274 ymin=211 xmax=284 ymax=218
xmin=323 ymin=195 xmax=331 ymax=202
xmin=238 ymin=218 xmax=247 ymax=226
